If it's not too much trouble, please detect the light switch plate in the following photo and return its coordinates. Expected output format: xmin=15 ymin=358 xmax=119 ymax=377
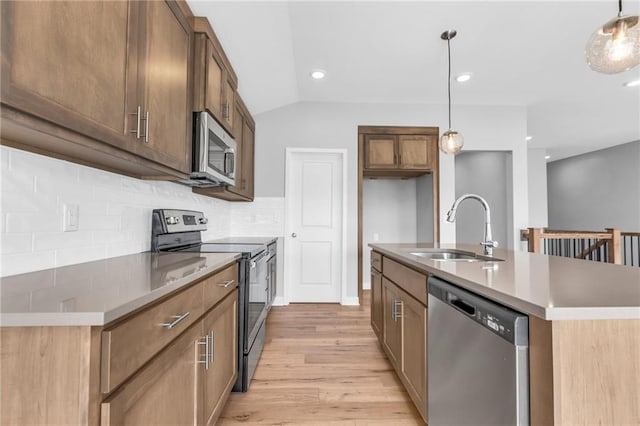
xmin=63 ymin=203 xmax=79 ymax=232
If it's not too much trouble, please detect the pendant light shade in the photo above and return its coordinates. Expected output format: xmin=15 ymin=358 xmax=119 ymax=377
xmin=440 ymin=130 xmax=464 ymax=155
xmin=440 ymin=30 xmax=464 ymax=155
xmin=585 ymin=1 xmax=640 ymax=74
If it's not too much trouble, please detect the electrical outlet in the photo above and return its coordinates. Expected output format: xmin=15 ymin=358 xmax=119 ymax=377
xmin=63 ymin=204 xmax=79 ymax=232
xmin=373 ymin=233 xmax=379 ymax=242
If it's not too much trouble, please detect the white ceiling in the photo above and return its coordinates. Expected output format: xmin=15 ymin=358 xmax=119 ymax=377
xmin=187 ymin=1 xmax=640 ymax=160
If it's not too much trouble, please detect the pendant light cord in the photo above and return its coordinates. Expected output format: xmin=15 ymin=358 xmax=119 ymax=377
xmin=447 ymin=36 xmax=452 ymax=130
xmin=618 ymin=0 xmax=622 ymax=16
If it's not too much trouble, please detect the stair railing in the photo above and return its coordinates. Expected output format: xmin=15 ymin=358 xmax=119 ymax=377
xmin=520 ymin=228 xmax=639 ymax=266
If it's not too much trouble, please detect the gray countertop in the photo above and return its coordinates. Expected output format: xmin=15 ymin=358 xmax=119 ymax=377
xmin=0 ymin=252 xmax=240 ymax=327
xmin=370 ymin=243 xmax=640 ymax=320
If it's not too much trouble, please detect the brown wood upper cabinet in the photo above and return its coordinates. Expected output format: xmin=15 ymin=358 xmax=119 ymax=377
xmin=0 ymin=0 xmax=193 ymax=178
xmin=364 ymin=134 xmax=435 ymax=174
xmin=192 ymin=17 xmax=237 ymax=137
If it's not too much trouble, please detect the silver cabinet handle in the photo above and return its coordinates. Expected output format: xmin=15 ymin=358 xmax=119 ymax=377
xmin=393 ymin=300 xmax=403 ymax=321
xmin=210 ymin=331 xmax=215 ymax=363
xmin=162 ymin=311 xmax=190 ymax=329
xmin=291 ymin=233 xmax=297 ymax=238
xmin=218 ymin=280 xmax=235 ymax=288
xmin=144 ymin=110 xmax=149 ymax=144
xmin=129 ymin=106 xmax=141 ymax=138
xmin=198 ymin=334 xmax=210 ymax=370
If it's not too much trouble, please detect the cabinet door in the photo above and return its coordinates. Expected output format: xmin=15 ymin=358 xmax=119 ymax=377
xmin=231 ymin=105 xmax=245 ymax=193
xmin=399 ymin=290 xmax=427 ymax=420
xmin=205 ymin=41 xmax=224 ymax=120
xmin=241 ymin=122 xmax=255 ymax=199
xmin=101 ymin=320 xmax=201 ymax=426
xmin=137 ymin=0 xmax=192 ymax=173
xmin=398 ymin=135 xmax=432 ymax=170
xmin=1 ymin=1 xmax=135 ymax=150
xmin=222 ymin=78 xmax=235 ymax=129
xmin=365 ymin=135 xmax=397 ymax=169
xmin=371 ymin=268 xmax=383 ymax=338
xmin=199 ymin=290 xmax=238 ymax=425
xmin=382 ymin=278 xmax=402 ymax=367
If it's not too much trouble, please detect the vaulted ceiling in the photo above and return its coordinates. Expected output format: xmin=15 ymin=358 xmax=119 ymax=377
xmin=188 ymin=1 xmax=640 ymax=160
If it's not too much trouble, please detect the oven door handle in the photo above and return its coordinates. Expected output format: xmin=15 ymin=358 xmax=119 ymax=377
xmin=250 ymin=251 xmax=269 ymax=267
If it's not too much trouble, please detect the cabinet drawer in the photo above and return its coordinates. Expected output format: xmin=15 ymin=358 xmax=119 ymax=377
xmin=382 ymin=257 xmax=427 ymax=305
xmin=203 ymin=263 xmax=238 ymax=312
xmin=101 ymin=281 xmax=204 ymax=393
xmin=371 ymin=251 xmax=383 ymax=272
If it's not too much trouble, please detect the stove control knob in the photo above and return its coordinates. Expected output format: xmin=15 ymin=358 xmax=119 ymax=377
xmin=198 ymin=217 xmax=208 ymax=224
xmin=166 ymin=216 xmax=180 ymax=225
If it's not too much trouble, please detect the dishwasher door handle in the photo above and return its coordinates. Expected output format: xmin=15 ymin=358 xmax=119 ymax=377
xmin=448 ymin=296 xmax=476 ymax=317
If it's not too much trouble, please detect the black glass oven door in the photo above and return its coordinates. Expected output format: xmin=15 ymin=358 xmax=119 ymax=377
xmin=246 ymin=253 xmax=269 ymax=345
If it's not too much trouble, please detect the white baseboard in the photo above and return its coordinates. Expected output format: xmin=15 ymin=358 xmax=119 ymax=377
xmin=272 ymin=296 xmax=287 ymax=306
xmin=341 ymin=296 xmax=360 ymax=306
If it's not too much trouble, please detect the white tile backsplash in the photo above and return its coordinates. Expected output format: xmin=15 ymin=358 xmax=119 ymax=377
xmin=0 ymin=250 xmax=57 ymax=277
xmin=1 ymin=146 xmax=286 ymax=278
xmin=230 ymin=197 xmax=285 ymax=237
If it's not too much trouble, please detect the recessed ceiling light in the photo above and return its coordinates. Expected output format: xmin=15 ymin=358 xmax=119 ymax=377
xmin=525 ymin=136 xmax=533 ymax=142
xmin=623 ymin=79 xmax=640 ymax=87
xmin=456 ymin=73 xmax=472 ymax=83
xmin=310 ymin=69 xmax=326 ymax=80
xmin=545 ymin=155 xmax=551 ymax=160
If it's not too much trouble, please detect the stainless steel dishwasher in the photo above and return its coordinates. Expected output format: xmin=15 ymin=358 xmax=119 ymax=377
xmin=428 ymin=277 xmax=529 ymax=426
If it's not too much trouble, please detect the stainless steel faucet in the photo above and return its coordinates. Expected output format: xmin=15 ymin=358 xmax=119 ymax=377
xmin=446 ymin=193 xmax=498 ymax=256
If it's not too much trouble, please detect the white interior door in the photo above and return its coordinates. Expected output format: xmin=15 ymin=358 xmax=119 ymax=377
xmin=285 ymin=149 xmax=345 ymax=303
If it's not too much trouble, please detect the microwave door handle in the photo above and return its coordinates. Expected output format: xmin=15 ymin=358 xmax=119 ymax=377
xmin=225 ymin=151 xmax=235 ymax=176
xmin=199 ymin=116 xmax=209 ymax=172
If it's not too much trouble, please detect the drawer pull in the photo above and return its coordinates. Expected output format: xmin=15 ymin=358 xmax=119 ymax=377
xmin=162 ymin=312 xmax=190 ymax=329
xmin=218 ymin=280 xmax=235 ymax=288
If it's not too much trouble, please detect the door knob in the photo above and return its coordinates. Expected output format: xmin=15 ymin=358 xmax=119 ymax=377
xmin=291 ymin=233 xmax=297 ymax=238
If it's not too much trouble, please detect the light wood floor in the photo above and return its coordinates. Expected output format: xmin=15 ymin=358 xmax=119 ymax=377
xmin=218 ymin=291 xmax=423 ymax=425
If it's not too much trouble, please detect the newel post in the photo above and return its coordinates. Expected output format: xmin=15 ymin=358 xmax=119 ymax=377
xmin=528 ymin=228 xmax=542 ymax=254
xmin=606 ymin=228 xmax=622 ymax=264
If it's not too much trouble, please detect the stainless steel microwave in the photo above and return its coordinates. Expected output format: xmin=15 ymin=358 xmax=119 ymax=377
xmin=180 ymin=111 xmax=236 ymax=187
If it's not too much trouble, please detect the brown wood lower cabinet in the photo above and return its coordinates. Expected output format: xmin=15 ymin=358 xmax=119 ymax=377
xmin=370 ymin=268 xmax=383 ymax=338
xmin=382 ymin=277 xmax=403 ymax=368
xmin=373 ymin=251 xmax=428 ymax=423
xmin=399 ymin=289 xmax=427 ymax=419
xmin=101 ymin=320 xmax=201 ymax=425
xmin=0 ymin=262 xmax=239 ymax=426
xmin=199 ymin=290 xmax=238 ymax=425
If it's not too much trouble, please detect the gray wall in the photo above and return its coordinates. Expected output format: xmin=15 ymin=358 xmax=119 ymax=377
xmin=454 ymin=151 xmax=513 ymax=249
xmin=547 ymin=141 xmax=640 ymax=231
xmin=528 ymin=148 xmax=549 ymax=227
xmin=362 ymin=179 xmax=418 ymax=288
xmin=416 ymin=173 xmax=434 ymax=242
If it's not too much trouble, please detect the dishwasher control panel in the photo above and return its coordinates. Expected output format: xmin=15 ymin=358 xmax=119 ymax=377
xmin=476 ymin=310 xmax=515 ymax=342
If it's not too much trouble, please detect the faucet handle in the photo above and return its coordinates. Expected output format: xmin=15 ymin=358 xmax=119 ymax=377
xmin=481 ymin=240 xmax=498 ymax=248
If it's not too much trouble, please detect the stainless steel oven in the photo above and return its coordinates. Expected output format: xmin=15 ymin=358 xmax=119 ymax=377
xmin=150 ymin=209 xmax=269 ymax=392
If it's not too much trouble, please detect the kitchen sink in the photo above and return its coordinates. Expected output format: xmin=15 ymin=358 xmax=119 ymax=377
xmin=408 ymin=249 xmax=503 ymax=262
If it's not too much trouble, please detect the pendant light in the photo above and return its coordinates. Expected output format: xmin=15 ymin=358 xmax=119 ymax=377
xmin=585 ymin=0 xmax=640 ymax=74
xmin=440 ymin=30 xmax=464 ymax=155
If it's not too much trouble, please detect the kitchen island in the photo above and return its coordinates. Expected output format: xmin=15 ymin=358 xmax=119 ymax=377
xmin=370 ymin=243 xmax=640 ymax=426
